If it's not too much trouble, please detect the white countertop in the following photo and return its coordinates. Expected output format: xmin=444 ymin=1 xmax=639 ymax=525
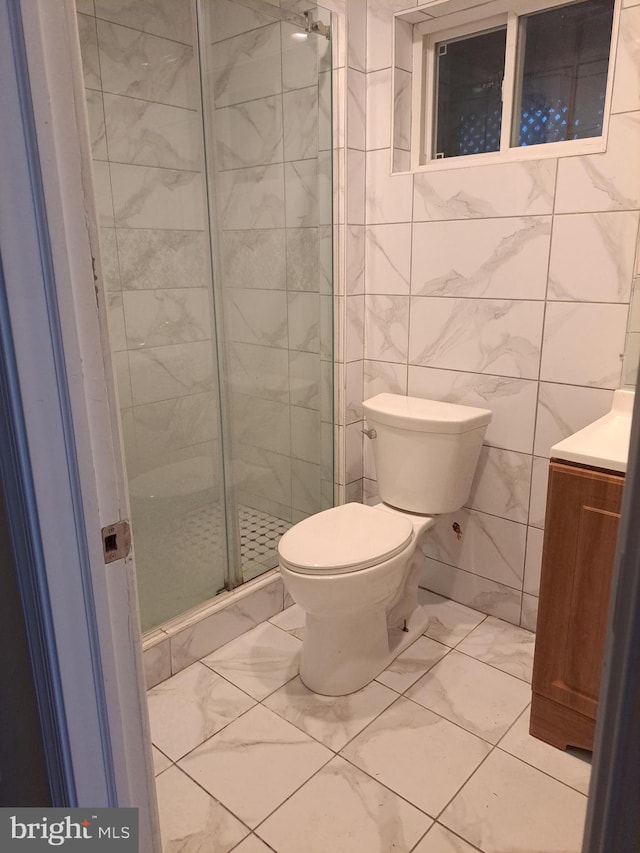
xmin=551 ymin=389 xmax=635 ymax=474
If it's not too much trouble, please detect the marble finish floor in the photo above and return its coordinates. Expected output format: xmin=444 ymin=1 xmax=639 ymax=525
xmin=147 ymin=591 xmax=591 ymax=853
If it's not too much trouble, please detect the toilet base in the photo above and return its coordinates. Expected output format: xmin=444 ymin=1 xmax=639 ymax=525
xmin=298 ymin=603 xmax=430 ymax=696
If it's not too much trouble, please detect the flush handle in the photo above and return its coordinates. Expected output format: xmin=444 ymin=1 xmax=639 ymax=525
xmin=362 ymin=427 xmax=377 ymax=439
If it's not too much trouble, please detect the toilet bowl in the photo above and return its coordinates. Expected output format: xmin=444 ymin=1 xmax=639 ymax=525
xmin=278 ymin=393 xmax=491 ymax=696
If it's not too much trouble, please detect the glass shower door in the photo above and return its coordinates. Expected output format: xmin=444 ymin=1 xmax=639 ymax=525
xmin=200 ymin=0 xmax=334 ymax=587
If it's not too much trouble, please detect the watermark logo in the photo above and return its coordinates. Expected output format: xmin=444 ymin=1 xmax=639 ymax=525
xmin=0 ymin=809 xmax=137 ymax=851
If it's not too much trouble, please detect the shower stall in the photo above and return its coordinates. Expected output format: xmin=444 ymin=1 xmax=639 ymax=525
xmin=77 ymin=0 xmax=333 ymax=632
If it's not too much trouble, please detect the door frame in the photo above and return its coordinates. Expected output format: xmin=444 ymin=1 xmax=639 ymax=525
xmin=0 ymin=0 xmax=158 ymax=848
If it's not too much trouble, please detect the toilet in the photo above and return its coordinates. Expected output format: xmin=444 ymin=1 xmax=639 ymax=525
xmin=278 ymin=393 xmax=492 ymax=696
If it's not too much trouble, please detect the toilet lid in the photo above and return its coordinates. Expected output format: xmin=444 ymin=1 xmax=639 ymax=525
xmin=278 ymin=503 xmax=413 ymax=574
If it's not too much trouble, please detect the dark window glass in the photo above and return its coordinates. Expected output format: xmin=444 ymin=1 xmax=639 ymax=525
xmin=434 ymin=27 xmax=506 ymax=159
xmin=515 ymin=0 xmax=615 ymax=147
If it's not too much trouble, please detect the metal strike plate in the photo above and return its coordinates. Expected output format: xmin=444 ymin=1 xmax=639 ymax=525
xmin=102 ymin=520 xmax=131 ymax=563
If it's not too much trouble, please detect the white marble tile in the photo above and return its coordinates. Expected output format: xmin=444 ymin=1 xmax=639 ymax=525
xmin=232 ymin=837 xmax=273 ymax=853
xmin=347 ymin=0 xmax=367 ymax=71
xmin=282 ymin=22 xmax=319 ymax=91
xmin=529 ymin=456 xmax=549 ymax=528
xmin=412 ymin=823 xmax=480 ymax=853
xmin=288 ymin=291 xmax=320 ymax=352
xmin=346 ymin=224 xmax=365 ymax=294
xmin=345 ymin=359 xmax=363 ymax=424
xmin=499 ymin=709 xmax=592 ymax=795
xmin=218 ymin=164 xmax=285 ymax=230
xmin=167 ymin=579 xmax=284 ymax=672
xmin=418 ymin=590 xmax=487 ymax=647
xmin=132 ymin=393 xmax=217 ymax=457
xmin=394 ymin=17 xmax=413 ymax=73
xmin=116 ymin=228 xmax=206 ymax=290
xmin=97 ymin=21 xmax=196 ymax=109
xmin=366 ymin=68 xmax=391 ymax=150
xmin=342 ymin=696 xmax=491 ymax=817
xmin=85 ymin=89 xmax=107 ymax=160
xmin=123 ymin=288 xmax=211 ymax=349
xmin=393 ymin=69 xmax=412 ymax=153
xmin=555 ymin=112 xmax=640 ymax=212
xmin=366 ymin=148 xmax=413 ymax=224
xmin=77 ymin=13 xmax=101 ymax=89
xmin=407 ymin=367 xmax=538 ymax=454
xmin=221 ymin=229 xmax=285 ymax=291
xmin=521 ymin=593 xmax=539 ymax=633
xmin=292 ymin=458 xmax=322 ymax=514
xmin=411 ymin=217 xmax=551 ymax=300
xmin=524 ymin=527 xmax=544 ymax=597
xmin=106 ymin=292 xmax=126 ymax=351
xmin=540 ymin=302 xmax=627 ymax=389
xmin=264 ymin=676 xmax=397 ymax=750
xmin=467 ymin=446 xmax=532 ymax=524
xmin=224 ymin=289 xmax=287 ymax=348
xmin=420 ymin=561 xmax=523 ymax=626
xmin=533 ymin=382 xmax=614 ymax=457
xmin=408 ymin=298 xmax=545 ymax=380
xmin=365 ymin=223 xmax=411 ymax=295
xmin=92 ymin=161 xmax=114 ymax=227
xmin=286 ymin=228 xmax=321 ymax=292
xmin=113 ymin=351 xmax=132 ymax=409
xmin=147 ymin=661 xmax=255 ymax=760
xmin=345 ymin=295 xmax=365 ymax=361
xmin=76 ymin=0 xmax=94 ymax=15
xmin=289 ymin=351 xmax=321 ymax=409
xmin=268 ymin=604 xmax=305 ymax=640
xmin=151 ymin=746 xmax=171 ymax=776
xmin=142 ymin=634 xmax=171 ymax=689
xmin=367 ymin=0 xmax=417 ymax=71
xmin=611 ymin=6 xmax=640 ymax=114
xmin=414 ymin=159 xmax=557 ymax=220
xmin=423 ymin=508 xmax=526 ymax=592
xmin=457 ymin=616 xmax=535 ymax=683
xmin=291 ymin=405 xmax=321 ymax=463
xmin=623 ymin=330 xmax=640 ymax=386
xmin=363 ymin=359 xmax=408 ymax=397
xmin=406 ymin=650 xmax=531 ymax=744
xmin=285 ymin=159 xmax=319 ymax=228
xmin=98 ymin=228 xmax=120 ymax=291
xmin=211 ymin=22 xmax=282 ymax=108
xmin=234 ymin=445 xmax=292 ymax=510
xmin=347 ymin=68 xmax=366 ymax=150
xmin=365 ymin=295 xmax=410 ymax=363
xmin=440 ymin=750 xmax=587 ymax=853
xmin=201 ymin=621 xmax=300 ymax=701
xmin=228 ymin=343 xmax=289 ymax=404
xmin=103 ymin=94 xmax=201 ymax=171
xmin=110 ymin=163 xmax=205 ymax=231
xmin=548 ymin=212 xmax=639 ymax=303
xmin=128 ymin=341 xmax=214 ymax=405
xmin=94 ymin=0 xmax=194 ymax=45
xmin=283 ymin=87 xmax=318 ymax=162
xmin=346 ymin=149 xmax=365 ymax=225
xmin=209 ymin=0 xmax=278 ymax=43
xmin=257 ymin=755 xmax=431 ymax=853
xmin=376 ymin=636 xmax=450 ymax=693
xmin=178 ymin=704 xmax=331 ymax=829
xmin=156 ymin=766 xmax=248 ymax=853
xmin=216 ymin=95 xmax=283 ymax=170
xmin=232 ymin=395 xmax=291 ymax=455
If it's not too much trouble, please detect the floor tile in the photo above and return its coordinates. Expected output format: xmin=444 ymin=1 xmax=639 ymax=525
xmin=413 ymin=823 xmax=481 ymax=853
xmin=147 ymin=661 xmax=256 ymax=760
xmin=152 ymin=746 xmax=171 ymax=776
xmin=256 ymin=755 xmax=432 ymax=853
xmin=419 ymin=591 xmax=487 ymax=647
xmin=498 ymin=708 xmax=592 ymax=795
xmin=456 ymin=616 xmax=535 ymax=682
xmin=178 ymin=704 xmax=331 ymax=829
xmin=341 ymin=696 xmax=491 ymax=817
xmin=264 ymin=675 xmax=397 ymax=751
xmin=376 ymin=635 xmax=450 ymax=693
xmin=440 ymin=749 xmax=588 ymax=853
xmin=406 ymin=650 xmax=531 ymax=744
xmin=201 ymin=622 xmax=302 ymax=700
xmin=156 ymin=765 xmax=248 ymax=853
xmin=268 ymin=603 xmax=305 ymax=640
xmin=232 ymin=836 xmax=274 ymax=853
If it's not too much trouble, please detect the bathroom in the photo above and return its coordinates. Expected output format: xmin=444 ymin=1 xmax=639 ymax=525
xmin=43 ymin=0 xmax=640 ymax=849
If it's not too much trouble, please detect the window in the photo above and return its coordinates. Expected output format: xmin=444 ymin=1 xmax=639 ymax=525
xmin=404 ymin=0 xmax=617 ymax=169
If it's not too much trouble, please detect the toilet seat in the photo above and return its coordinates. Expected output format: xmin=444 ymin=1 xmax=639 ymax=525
xmin=278 ymin=502 xmax=413 ymax=575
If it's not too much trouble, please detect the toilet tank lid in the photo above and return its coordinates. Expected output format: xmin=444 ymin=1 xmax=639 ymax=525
xmin=362 ymin=393 xmax=492 ymax=434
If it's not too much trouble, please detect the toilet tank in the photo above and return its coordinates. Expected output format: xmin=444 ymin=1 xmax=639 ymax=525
xmin=362 ymin=393 xmax=491 ymax=515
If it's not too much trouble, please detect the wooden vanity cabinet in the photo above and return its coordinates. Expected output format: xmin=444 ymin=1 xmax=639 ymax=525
xmin=530 ymin=460 xmax=624 ymax=752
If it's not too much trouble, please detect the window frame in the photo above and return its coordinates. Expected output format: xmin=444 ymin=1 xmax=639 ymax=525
xmin=405 ymin=0 xmax=620 ymax=172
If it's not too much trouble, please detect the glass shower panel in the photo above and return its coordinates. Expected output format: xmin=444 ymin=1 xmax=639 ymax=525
xmin=76 ymin=1 xmax=229 ymax=631
xmin=201 ymin=0 xmax=333 ymax=585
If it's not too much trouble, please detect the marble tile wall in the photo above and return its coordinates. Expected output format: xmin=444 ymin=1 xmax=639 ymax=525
xmin=355 ymin=1 xmax=640 ymax=629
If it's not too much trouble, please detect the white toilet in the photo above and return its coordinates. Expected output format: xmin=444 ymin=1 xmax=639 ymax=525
xmin=278 ymin=393 xmax=491 ymax=696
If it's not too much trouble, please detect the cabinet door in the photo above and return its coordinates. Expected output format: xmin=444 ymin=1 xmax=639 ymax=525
xmin=532 ymin=462 xmax=623 ymax=722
